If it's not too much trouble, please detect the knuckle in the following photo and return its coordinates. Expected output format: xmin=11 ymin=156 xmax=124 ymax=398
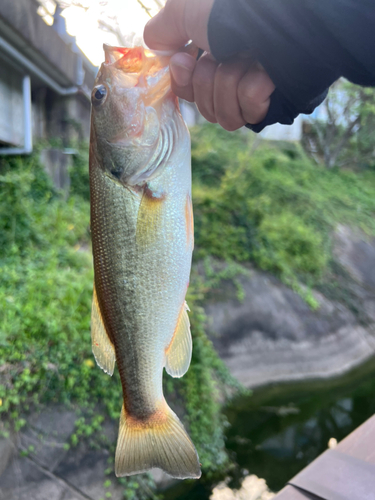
xmin=238 ymin=80 xmax=258 ymax=105
xmin=216 ymin=113 xmax=244 ymax=131
xmin=171 ymin=82 xmax=194 ymax=102
xmin=192 ymin=69 xmax=212 ymax=89
xmin=221 ymin=122 xmax=242 ymax=132
xmin=242 ymin=101 xmax=270 ymax=125
xmin=217 ymin=65 xmax=240 ymax=89
xmin=196 ymin=102 xmax=215 ymax=123
xmin=226 ymin=73 xmax=241 ymax=89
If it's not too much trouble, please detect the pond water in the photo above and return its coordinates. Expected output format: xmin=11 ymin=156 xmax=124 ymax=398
xmin=165 ymin=355 xmax=375 ymax=498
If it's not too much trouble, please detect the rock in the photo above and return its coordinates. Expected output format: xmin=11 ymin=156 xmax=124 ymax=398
xmin=19 ymin=406 xmax=76 ymax=471
xmin=0 ymin=437 xmax=14 ymax=476
xmin=205 ymin=225 xmax=375 ymax=388
xmin=333 ymin=224 xmax=375 ymax=323
xmin=0 ymin=455 xmax=66 ymax=500
xmin=0 ymin=406 xmax=124 ymax=500
xmin=334 ymin=224 xmax=375 ymax=290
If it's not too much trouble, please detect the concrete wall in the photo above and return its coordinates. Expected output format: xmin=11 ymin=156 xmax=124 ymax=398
xmin=0 ymin=0 xmax=81 ymax=87
xmin=0 ymin=59 xmax=24 ymax=146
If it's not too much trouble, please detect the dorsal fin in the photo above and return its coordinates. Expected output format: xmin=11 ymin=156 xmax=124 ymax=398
xmin=165 ymin=302 xmax=192 ymax=378
xmin=91 ymin=284 xmax=116 ymax=376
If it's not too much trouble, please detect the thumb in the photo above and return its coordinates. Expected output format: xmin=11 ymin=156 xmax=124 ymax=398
xmin=144 ymin=0 xmax=214 ymax=52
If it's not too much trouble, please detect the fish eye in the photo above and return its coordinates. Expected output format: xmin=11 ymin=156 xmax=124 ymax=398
xmin=92 ymin=85 xmax=107 ymax=105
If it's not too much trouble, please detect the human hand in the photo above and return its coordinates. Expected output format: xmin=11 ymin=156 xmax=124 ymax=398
xmin=144 ymin=0 xmax=275 ymax=131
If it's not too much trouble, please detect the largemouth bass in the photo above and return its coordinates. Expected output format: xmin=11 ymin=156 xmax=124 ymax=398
xmin=89 ymin=44 xmax=200 ymax=479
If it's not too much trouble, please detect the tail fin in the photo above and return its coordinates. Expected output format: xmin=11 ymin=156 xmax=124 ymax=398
xmin=115 ymin=403 xmax=201 ymax=479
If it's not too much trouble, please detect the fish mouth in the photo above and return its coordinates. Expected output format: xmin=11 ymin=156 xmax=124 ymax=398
xmin=103 ymin=42 xmax=199 ymax=66
xmin=103 ymin=44 xmax=173 ymax=108
xmin=98 ymin=44 xmax=186 ymax=187
xmin=103 ymin=44 xmax=169 ymax=76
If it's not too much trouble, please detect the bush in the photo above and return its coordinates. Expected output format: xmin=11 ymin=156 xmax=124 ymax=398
xmin=192 ymin=126 xmax=375 ymax=285
xmin=255 ymin=212 xmax=326 ymax=276
xmin=191 ymin=123 xmax=251 ymax=186
xmin=69 ymin=143 xmax=90 ymax=201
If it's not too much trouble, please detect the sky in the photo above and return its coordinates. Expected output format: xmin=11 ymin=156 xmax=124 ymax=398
xmin=40 ymin=0 xmax=163 ymax=66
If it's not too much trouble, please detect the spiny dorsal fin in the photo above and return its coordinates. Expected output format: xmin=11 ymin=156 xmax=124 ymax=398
xmin=91 ymin=284 xmax=116 ymax=376
xmin=165 ymin=302 xmax=192 ymax=378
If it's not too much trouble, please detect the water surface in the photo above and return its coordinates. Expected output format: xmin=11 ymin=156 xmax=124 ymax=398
xmin=166 ymin=355 xmax=375 ymax=498
xmin=225 ymin=356 xmax=375 ymax=492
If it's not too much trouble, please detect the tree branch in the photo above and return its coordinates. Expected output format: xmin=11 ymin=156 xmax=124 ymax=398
xmin=98 ymin=19 xmax=127 ymax=45
xmin=329 ymin=115 xmax=361 ymax=167
xmin=137 ymin=0 xmax=152 ymax=17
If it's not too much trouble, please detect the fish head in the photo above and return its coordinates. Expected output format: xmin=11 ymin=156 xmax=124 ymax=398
xmin=90 ymin=44 xmax=178 ymax=186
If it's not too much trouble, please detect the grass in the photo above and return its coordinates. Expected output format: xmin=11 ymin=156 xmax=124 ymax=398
xmin=192 ymin=125 xmax=375 ymax=290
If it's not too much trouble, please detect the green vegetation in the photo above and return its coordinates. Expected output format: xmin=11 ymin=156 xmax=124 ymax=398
xmin=192 ymin=124 xmax=375 ymax=291
xmin=303 ymin=80 xmax=375 ymax=169
xmin=0 ymin=151 xmax=241 ymax=497
xmin=2 ymin=123 xmax=375 ymax=497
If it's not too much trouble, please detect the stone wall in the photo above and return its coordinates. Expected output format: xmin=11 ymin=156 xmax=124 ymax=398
xmin=205 ymin=225 xmax=375 ymax=388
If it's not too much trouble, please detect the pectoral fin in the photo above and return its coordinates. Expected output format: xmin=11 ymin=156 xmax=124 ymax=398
xmin=165 ymin=302 xmax=192 ymax=378
xmin=91 ymin=285 xmax=116 ymax=376
xmin=136 ymin=186 xmax=165 ymax=247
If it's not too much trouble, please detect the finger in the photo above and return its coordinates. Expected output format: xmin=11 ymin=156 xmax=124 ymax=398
xmin=144 ymin=0 xmax=214 ymax=52
xmin=213 ymin=59 xmax=251 ymax=131
xmin=144 ymin=0 xmax=188 ymax=50
xmin=238 ymin=65 xmax=275 ymax=124
xmin=192 ymin=53 xmax=218 ymax=123
xmin=170 ymin=53 xmax=196 ymax=102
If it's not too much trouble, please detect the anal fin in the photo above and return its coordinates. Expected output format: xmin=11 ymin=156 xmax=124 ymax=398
xmin=165 ymin=302 xmax=192 ymax=378
xmin=91 ymin=284 xmax=116 ymax=376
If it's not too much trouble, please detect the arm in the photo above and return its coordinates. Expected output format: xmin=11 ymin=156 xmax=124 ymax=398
xmin=209 ymin=0 xmax=375 ymax=131
xmin=145 ymin=0 xmax=375 ymax=132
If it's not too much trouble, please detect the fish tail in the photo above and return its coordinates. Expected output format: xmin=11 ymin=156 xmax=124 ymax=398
xmin=115 ymin=402 xmax=201 ymax=479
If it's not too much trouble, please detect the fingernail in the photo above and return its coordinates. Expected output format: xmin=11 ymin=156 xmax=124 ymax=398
xmin=170 ymin=61 xmax=192 ymax=87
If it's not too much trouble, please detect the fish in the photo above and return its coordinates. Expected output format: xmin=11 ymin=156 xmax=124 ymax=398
xmin=89 ymin=44 xmax=200 ymax=480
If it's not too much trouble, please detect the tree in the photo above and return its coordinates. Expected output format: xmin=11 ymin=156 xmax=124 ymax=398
xmin=303 ymin=80 xmax=375 ymax=169
xmin=96 ymin=0 xmax=165 ymax=44
xmin=36 ymin=0 xmax=165 ymax=45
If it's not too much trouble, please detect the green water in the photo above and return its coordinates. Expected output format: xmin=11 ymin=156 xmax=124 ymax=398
xmin=166 ymin=355 xmax=375 ymax=498
xmin=225 ymin=356 xmax=375 ymax=492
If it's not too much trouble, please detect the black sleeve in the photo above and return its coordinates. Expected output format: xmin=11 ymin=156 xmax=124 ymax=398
xmin=208 ymin=0 xmax=375 ymax=132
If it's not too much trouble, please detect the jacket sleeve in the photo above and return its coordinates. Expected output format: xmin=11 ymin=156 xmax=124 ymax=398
xmin=207 ymin=0 xmax=375 ymax=132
